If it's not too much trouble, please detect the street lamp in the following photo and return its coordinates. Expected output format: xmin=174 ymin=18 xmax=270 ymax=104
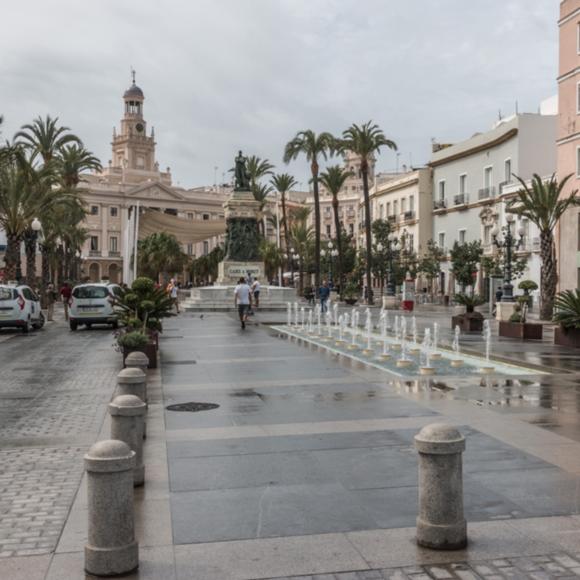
xmin=386 ymin=233 xmax=399 ymax=297
xmin=492 ymin=213 xmax=524 ymax=302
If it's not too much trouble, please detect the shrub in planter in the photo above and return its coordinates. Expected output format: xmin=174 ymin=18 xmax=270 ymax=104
xmin=518 ymin=280 xmax=538 ymax=308
xmin=499 ymin=297 xmax=543 ymax=339
xmin=451 ymin=293 xmax=485 ymax=332
xmin=343 ymin=281 xmax=360 ymax=305
xmin=116 ymin=331 xmax=157 ymax=368
xmin=553 ymin=289 xmax=580 ymax=347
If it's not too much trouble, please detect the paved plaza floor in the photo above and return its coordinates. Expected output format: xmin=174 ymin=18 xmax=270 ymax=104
xmin=3 ymin=306 xmax=580 ymax=578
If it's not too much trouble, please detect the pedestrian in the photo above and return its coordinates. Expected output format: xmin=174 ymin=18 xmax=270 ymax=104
xmin=45 ymin=283 xmax=57 ymax=322
xmin=167 ymin=278 xmax=180 ymax=313
xmin=59 ymin=281 xmax=72 ymax=321
xmin=234 ymin=276 xmax=252 ymax=329
xmin=319 ymin=280 xmax=330 ymax=313
xmin=493 ymin=287 xmax=503 ymax=316
xmin=251 ymin=278 xmax=261 ymax=309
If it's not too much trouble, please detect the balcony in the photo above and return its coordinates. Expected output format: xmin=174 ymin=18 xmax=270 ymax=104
xmin=433 ymin=199 xmax=447 ymax=210
xmin=402 ymin=210 xmax=416 ymax=221
xmin=453 ymin=194 xmax=468 ymax=206
xmin=387 ymin=215 xmax=398 ymax=224
xmin=478 ymin=186 xmax=496 ymax=201
xmin=89 ymin=250 xmax=101 ymax=257
xmin=108 ymin=251 xmax=121 ymax=258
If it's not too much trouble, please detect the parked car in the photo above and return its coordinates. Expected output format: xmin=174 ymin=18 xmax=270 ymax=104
xmin=69 ymin=283 xmax=121 ymax=331
xmin=0 ymin=284 xmax=44 ymax=333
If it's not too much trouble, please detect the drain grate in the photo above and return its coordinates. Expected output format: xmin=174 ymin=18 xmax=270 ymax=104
xmin=166 ymin=402 xmax=219 ymax=412
xmin=165 ymin=360 xmax=197 ymax=365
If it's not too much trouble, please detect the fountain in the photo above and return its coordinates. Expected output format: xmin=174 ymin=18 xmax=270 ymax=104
xmin=479 ymin=319 xmax=495 ymax=374
xmin=316 ymin=304 xmax=322 ymax=336
xmin=326 ymin=311 xmax=333 ymax=339
xmin=377 ymin=311 xmax=392 ymax=361
xmin=287 ymin=303 xmax=292 ymax=327
xmin=391 ymin=315 xmax=402 ymax=351
xmin=333 ymin=303 xmax=339 ymax=326
xmin=294 ymin=302 xmax=299 ymax=327
xmin=419 ymin=327 xmax=435 ymax=375
xmin=408 ymin=316 xmax=420 ymax=355
xmin=348 ymin=310 xmax=360 ymax=350
xmin=450 ymin=325 xmax=463 ymax=367
xmin=300 ymin=307 xmax=305 ymax=331
xmin=396 ymin=317 xmax=413 ymax=368
xmin=307 ymin=309 xmax=314 ymax=334
xmin=430 ymin=322 xmax=442 ymax=360
xmin=362 ymin=312 xmax=374 ymax=355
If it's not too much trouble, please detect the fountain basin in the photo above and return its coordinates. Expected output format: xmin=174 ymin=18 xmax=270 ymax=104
xmin=396 ymin=359 xmax=413 ymax=368
xmin=391 ymin=344 xmax=402 ymax=352
xmin=450 ymin=359 xmax=464 ymax=368
xmin=408 ymin=347 xmax=421 ymax=355
xmin=420 ymin=367 xmax=436 ymax=375
xmin=479 ymin=366 xmax=495 ymax=374
xmin=335 ymin=340 xmax=346 ymax=346
xmin=346 ymin=344 xmax=359 ymax=351
xmin=361 ymin=349 xmax=374 ymax=356
xmin=430 ymin=353 xmax=442 ymax=360
xmin=377 ymin=353 xmax=392 ymax=361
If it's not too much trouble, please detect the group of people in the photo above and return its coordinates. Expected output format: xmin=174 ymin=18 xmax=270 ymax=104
xmin=44 ymin=282 xmax=72 ymax=321
xmin=233 ymin=275 xmax=261 ymax=329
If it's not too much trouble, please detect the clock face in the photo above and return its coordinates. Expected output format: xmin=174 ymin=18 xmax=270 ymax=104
xmin=135 ymin=123 xmax=144 ymax=133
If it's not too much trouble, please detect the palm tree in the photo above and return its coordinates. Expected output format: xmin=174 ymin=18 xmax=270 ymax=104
xmin=246 ymin=155 xmax=275 ymax=189
xmin=259 ymin=240 xmax=284 ymax=282
xmin=15 ymin=115 xmax=81 ymax=164
xmin=508 ymin=173 xmax=580 ymax=319
xmin=252 ymin=182 xmax=274 ymax=236
xmin=58 ymin=144 xmax=102 ymax=189
xmin=290 ymin=221 xmax=314 ymax=296
xmin=319 ymin=165 xmax=352 ymax=298
xmin=137 ymin=232 xmax=189 ymax=282
xmin=284 ymin=130 xmax=335 ymax=291
xmin=271 ymin=173 xmax=297 ymax=265
xmin=340 ymin=122 xmax=397 ymax=304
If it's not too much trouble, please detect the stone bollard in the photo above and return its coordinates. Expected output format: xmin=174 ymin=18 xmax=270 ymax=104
xmin=125 ymin=351 xmax=149 ymax=376
xmin=117 ymin=367 xmax=147 ymax=403
xmin=84 ymin=440 xmax=138 ymax=576
xmin=414 ymin=423 xmax=467 ymax=550
xmin=109 ymin=395 xmax=146 ymax=486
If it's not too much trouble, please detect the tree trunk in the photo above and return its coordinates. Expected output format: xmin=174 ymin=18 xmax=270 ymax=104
xmin=4 ymin=233 xmax=20 ymax=282
xmin=24 ymin=229 xmax=37 ymax=286
xmin=332 ymin=194 xmax=344 ymax=300
xmin=41 ymin=245 xmax=50 ymax=286
xmin=311 ymin=162 xmax=321 ymax=294
xmin=299 ymin=259 xmax=304 ymax=297
xmin=281 ymin=193 xmax=290 ymax=275
xmin=540 ymin=230 xmax=557 ymax=320
xmin=362 ymin=167 xmax=373 ymax=305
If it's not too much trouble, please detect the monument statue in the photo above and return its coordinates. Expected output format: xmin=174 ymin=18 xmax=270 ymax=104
xmin=234 ymin=150 xmax=251 ymax=191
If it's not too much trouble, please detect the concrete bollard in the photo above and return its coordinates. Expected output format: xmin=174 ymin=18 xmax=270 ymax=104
xmin=109 ymin=395 xmax=146 ymax=486
xmin=414 ymin=423 xmax=467 ymax=550
xmin=117 ymin=367 xmax=147 ymax=403
xmin=84 ymin=440 xmax=138 ymax=576
xmin=125 ymin=351 xmax=149 ymax=376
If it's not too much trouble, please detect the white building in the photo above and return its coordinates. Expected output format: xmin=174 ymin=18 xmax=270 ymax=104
xmin=430 ymin=112 xmax=556 ymax=296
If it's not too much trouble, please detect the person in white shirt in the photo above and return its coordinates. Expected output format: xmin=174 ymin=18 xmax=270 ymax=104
xmin=251 ymin=278 xmax=261 ymax=309
xmin=234 ymin=277 xmax=252 ymax=329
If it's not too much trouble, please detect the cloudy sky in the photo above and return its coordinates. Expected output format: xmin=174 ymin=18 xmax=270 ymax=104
xmin=0 ymin=0 xmax=558 ymax=189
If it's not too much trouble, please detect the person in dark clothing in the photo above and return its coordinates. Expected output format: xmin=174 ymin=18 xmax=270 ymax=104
xmin=319 ymin=280 xmax=330 ymax=313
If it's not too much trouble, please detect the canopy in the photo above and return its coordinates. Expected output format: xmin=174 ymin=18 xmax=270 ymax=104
xmin=138 ymin=210 xmax=226 ymax=244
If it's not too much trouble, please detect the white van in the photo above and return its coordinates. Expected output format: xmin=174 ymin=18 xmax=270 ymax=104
xmin=69 ymin=283 xmax=120 ymax=331
xmin=0 ymin=284 xmax=44 ymax=333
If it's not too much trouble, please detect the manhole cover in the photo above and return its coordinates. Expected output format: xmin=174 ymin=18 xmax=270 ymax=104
xmin=165 ymin=360 xmax=197 ymax=365
xmin=166 ymin=402 xmax=219 ymax=412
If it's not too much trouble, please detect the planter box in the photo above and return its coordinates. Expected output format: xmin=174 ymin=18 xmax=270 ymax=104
xmin=554 ymin=326 xmax=580 ymax=348
xmin=499 ymin=321 xmax=543 ymax=340
xmin=451 ymin=314 xmax=484 ymax=333
xmin=344 ymin=298 xmax=358 ymax=305
xmin=122 ymin=343 xmax=157 ymax=369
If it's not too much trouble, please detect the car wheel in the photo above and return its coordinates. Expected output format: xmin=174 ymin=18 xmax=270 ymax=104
xmin=111 ymin=320 xmax=119 ymax=330
xmin=34 ymin=313 xmax=45 ymax=330
xmin=21 ymin=317 xmax=31 ymax=334
xmin=69 ymin=321 xmax=78 ymax=331
xmin=86 ymin=323 xmax=92 ymax=330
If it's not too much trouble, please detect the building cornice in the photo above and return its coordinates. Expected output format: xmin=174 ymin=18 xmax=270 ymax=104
xmin=557 ymin=131 xmax=580 ymax=145
xmin=559 ymin=6 xmax=580 ymax=26
xmin=558 ymin=66 xmax=580 ymax=83
xmin=429 ymin=128 xmax=518 ymax=168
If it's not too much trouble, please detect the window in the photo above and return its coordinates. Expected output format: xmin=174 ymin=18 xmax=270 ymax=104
xmin=409 ymin=196 xmax=415 ymax=212
xmin=386 ymin=202 xmax=391 ymax=216
xmin=438 ymin=232 xmax=445 ymax=249
xmin=577 ymin=147 xmax=580 ymax=177
xmin=484 ymin=225 xmax=492 ymax=246
xmin=504 ymin=159 xmax=512 ymax=183
xmin=484 ymin=166 xmax=493 ymax=189
xmin=136 ymin=155 xmax=145 ymax=169
xmin=187 ymin=213 xmax=193 ymax=220
xmin=578 ymin=22 xmax=580 ymax=54
xmin=90 ymin=205 xmax=99 ymax=216
xmin=401 ymin=198 xmax=406 ymax=214
xmin=408 ymin=234 xmax=414 ymax=250
xmin=203 ymin=241 xmax=209 ymax=255
xmin=90 ymin=236 xmax=99 ymax=251
xmin=109 ymin=237 xmax=118 ymax=253
xmin=459 ymin=174 xmax=467 ymax=195
xmin=187 ymin=243 xmax=193 ymax=256
xmin=577 ymin=81 xmax=580 ymax=114
xmin=379 ymin=204 xmax=384 ymax=219
xmin=326 ymin=225 xmax=331 ymax=236
xmin=203 ymin=214 xmax=210 ymax=221
xmin=458 ymin=229 xmax=466 ymax=244
xmin=73 ymin=286 xmax=108 ymax=299
xmin=438 ymin=180 xmax=445 ymax=200
xmin=110 ymin=207 xmax=118 ymax=217
xmin=393 ymin=200 xmax=398 ymax=215
xmin=349 ymin=223 xmax=354 ymax=235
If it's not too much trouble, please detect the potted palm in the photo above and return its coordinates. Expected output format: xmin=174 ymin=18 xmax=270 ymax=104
xmin=451 ymin=293 xmax=485 ymax=332
xmin=343 ymin=281 xmax=360 ymax=305
xmin=553 ymin=290 xmax=580 ymax=347
xmin=499 ymin=295 xmax=543 ymax=339
xmin=113 ymin=276 xmax=176 ymax=367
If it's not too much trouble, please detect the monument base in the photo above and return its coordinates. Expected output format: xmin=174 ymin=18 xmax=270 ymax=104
xmin=218 ymin=261 xmax=265 ymax=285
xmin=183 ymin=285 xmax=296 ymax=312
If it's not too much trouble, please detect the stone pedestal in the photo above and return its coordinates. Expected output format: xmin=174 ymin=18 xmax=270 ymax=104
xmin=414 ymin=423 xmax=467 ymax=550
xmin=382 ymin=296 xmax=397 ymax=309
xmin=496 ymin=301 xmax=517 ymax=322
xmin=218 ymin=261 xmax=265 ymax=285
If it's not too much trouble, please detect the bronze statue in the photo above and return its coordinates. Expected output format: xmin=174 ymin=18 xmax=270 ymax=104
xmin=234 ymin=150 xmax=251 ymax=191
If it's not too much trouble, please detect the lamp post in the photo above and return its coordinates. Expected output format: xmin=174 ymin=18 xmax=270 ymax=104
xmin=491 ymin=214 xmax=524 ymax=302
xmin=386 ymin=233 xmax=399 ymax=297
xmin=326 ymin=241 xmax=334 ymax=284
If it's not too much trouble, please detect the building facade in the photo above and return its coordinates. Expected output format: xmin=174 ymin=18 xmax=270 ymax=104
xmin=430 ymin=112 xmax=556 ymax=296
xmin=557 ymin=0 xmax=580 ymax=290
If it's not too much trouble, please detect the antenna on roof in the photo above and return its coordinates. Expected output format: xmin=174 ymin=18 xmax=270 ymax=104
xmin=498 ymin=109 xmax=502 ymax=121
xmin=130 ymin=66 xmax=136 ymax=84
xmin=515 ymin=100 xmax=519 ymax=115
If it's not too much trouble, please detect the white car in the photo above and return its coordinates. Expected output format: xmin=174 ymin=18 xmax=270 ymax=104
xmin=0 ymin=284 xmax=45 ymax=333
xmin=69 ymin=283 xmax=121 ymax=331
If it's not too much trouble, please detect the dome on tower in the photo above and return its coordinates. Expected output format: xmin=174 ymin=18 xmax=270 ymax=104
xmin=124 ymin=82 xmax=144 ymax=99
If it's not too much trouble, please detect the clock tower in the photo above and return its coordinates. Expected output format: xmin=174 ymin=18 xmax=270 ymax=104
xmin=111 ymin=71 xmax=156 ymax=172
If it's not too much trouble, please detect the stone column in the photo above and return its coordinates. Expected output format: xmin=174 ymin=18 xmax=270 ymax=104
xmin=116 ymin=367 xmax=147 ymax=403
xmin=84 ymin=440 xmax=138 ymax=576
xmin=109 ymin=395 xmax=146 ymax=486
xmin=414 ymin=423 xmax=467 ymax=550
xmin=125 ymin=351 xmax=149 ymax=378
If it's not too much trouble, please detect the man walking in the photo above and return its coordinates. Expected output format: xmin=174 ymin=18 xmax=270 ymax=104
xmin=45 ymin=284 xmax=57 ymax=322
xmin=251 ymin=278 xmax=261 ymax=309
xmin=59 ymin=281 xmax=72 ymax=321
xmin=319 ymin=280 xmax=330 ymax=313
xmin=234 ymin=277 xmax=252 ymax=329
